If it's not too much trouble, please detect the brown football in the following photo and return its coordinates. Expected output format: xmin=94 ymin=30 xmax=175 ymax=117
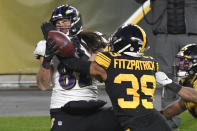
xmin=48 ymin=31 xmax=75 ymax=57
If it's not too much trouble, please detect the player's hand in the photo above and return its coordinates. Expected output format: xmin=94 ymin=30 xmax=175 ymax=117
xmin=155 ymin=71 xmax=172 ymax=86
xmin=42 ymin=38 xmax=59 ymax=69
xmin=41 ymin=22 xmax=56 ymax=40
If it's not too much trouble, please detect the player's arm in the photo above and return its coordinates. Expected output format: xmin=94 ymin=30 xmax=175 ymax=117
xmin=59 ymin=57 xmax=107 ymax=82
xmin=90 ymin=61 xmax=107 ymax=81
xmin=36 ymin=56 xmax=52 ymax=91
xmin=161 ymin=99 xmax=186 ymax=119
xmin=178 ymin=87 xmax=197 ymax=104
xmin=34 ymin=38 xmax=58 ymax=91
xmin=156 ymin=71 xmax=197 ymax=104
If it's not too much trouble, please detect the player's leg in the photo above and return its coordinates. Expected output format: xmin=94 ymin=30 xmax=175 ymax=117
xmin=144 ymin=110 xmax=172 ymax=131
xmin=86 ymin=107 xmax=123 ymax=131
xmin=125 ymin=110 xmax=172 ymax=131
xmin=50 ymin=109 xmax=88 ymax=131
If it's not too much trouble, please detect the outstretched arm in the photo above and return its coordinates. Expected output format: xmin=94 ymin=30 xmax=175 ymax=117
xmin=90 ymin=61 xmax=107 ymax=81
xmin=36 ymin=57 xmax=52 ymax=91
xmin=178 ymin=87 xmax=197 ymax=104
xmin=156 ymin=71 xmax=197 ymax=104
xmin=161 ymin=99 xmax=186 ymax=119
xmin=59 ymin=57 xmax=107 ymax=82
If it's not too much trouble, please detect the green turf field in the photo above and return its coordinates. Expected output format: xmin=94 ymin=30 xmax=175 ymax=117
xmin=0 ymin=112 xmax=196 ymax=131
xmin=0 ymin=116 xmax=50 ymax=131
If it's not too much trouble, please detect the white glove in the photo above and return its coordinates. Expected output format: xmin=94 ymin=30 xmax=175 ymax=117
xmin=155 ymin=71 xmax=172 ymax=86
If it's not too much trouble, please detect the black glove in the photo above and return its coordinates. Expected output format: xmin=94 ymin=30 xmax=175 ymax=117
xmin=71 ymin=36 xmax=87 ymax=58
xmin=57 ymin=56 xmax=91 ymax=75
xmin=42 ymin=38 xmax=59 ymax=69
xmin=41 ymin=22 xmax=56 ymax=40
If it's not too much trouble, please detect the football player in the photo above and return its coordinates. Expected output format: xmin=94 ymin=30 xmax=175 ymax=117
xmin=34 ymin=4 xmax=122 ymax=131
xmin=59 ymin=24 xmax=172 ymax=131
xmin=158 ymin=43 xmax=197 ymax=119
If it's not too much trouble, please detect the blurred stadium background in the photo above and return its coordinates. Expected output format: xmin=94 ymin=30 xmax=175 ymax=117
xmin=0 ymin=0 xmax=153 ymax=75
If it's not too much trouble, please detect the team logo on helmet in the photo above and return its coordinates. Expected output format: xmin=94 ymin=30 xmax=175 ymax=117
xmin=109 ymin=24 xmax=147 ymax=56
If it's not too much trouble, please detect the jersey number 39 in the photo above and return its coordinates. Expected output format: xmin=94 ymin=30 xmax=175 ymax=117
xmin=114 ymin=74 xmax=156 ymax=109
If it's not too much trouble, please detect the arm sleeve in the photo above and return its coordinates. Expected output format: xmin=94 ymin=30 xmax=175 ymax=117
xmin=59 ymin=57 xmax=91 ymax=75
xmin=94 ymin=52 xmax=111 ymax=69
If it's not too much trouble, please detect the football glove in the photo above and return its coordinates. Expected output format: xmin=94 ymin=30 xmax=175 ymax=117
xmin=71 ymin=36 xmax=87 ymax=58
xmin=57 ymin=56 xmax=91 ymax=75
xmin=155 ymin=71 xmax=172 ymax=86
xmin=156 ymin=71 xmax=182 ymax=93
xmin=41 ymin=22 xmax=56 ymax=40
xmin=42 ymin=38 xmax=59 ymax=69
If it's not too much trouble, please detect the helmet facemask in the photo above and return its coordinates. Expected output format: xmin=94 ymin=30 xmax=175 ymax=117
xmin=175 ymin=43 xmax=197 ymax=78
xmin=174 ymin=57 xmax=191 ymax=78
xmin=50 ymin=5 xmax=83 ymax=36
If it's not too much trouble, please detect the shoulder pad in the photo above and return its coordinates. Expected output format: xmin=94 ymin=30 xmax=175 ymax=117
xmin=33 ymin=40 xmax=46 ymax=59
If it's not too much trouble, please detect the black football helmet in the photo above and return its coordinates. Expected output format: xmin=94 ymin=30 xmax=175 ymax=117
xmin=174 ymin=43 xmax=197 ymax=77
xmin=109 ymin=24 xmax=147 ymax=56
xmin=50 ymin=4 xmax=82 ymax=36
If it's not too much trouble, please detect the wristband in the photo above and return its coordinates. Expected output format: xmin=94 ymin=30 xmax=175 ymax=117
xmin=42 ymin=59 xmax=51 ymax=69
xmin=165 ymin=82 xmax=182 ymax=93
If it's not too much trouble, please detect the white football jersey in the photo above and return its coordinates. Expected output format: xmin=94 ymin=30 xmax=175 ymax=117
xmin=34 ymin=40 xmax=99 ymax=109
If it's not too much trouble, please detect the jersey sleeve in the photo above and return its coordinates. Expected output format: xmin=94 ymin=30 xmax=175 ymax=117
xmin=154 ymin=60 xmax=159 ymax=72
xmin=33 ymin=40 xmax=46 ymax=59
xmin=94 ymin=52 xmax=111 ymax=69
xmin=193 ymin=80 xmax=197 ymax=89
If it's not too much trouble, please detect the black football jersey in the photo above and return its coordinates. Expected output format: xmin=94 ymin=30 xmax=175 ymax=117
xmin=180 ymin=76 xmax=197 ymax=119
xmin=95 ymin=52 xmax=159 ymax=124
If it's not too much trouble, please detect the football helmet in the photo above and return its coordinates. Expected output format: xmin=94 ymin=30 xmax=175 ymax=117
xmin=50 ymin=4 xmax=82 ymax=36
xmin=174 ymin=43 xmax=197 ymax=77
xmin=109 ymin=24 xmax=147 ymax=56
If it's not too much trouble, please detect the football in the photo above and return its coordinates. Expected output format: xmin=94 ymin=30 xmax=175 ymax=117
xmin=48 ymin=31 xmax=75 ymax=57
